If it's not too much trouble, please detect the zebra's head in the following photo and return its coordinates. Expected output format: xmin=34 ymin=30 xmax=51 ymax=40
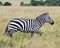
xmin=43 ymin=12 xmax=54 ymax=25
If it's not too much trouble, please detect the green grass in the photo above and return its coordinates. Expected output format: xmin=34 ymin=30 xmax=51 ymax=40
xmin=0 ymin=6 xmax=60 ymax=48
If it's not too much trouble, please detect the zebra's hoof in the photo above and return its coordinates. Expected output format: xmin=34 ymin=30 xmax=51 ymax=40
xmin=10 ymin=34 xmax=13 ymax=37
xmin=7 ymin=33 xmax=13 ymax=37
xmin=40 ymin=32 xmax=43 ymax=36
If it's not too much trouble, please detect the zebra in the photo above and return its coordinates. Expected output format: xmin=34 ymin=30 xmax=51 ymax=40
xmin=4 ymin=12 xmax=54 ymax=37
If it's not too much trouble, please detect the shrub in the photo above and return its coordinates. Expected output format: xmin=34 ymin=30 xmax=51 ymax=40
xmin=4 ymin=2 xmax=12 ymax=6
xmin=0 ymin=1 xmax=3 ymax=6
xmin=20 ymin=2 xmax=24 ymax=6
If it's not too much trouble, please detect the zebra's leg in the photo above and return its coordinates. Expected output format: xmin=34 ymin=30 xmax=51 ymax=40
xmin=7 ymin=29 xmax=16 ymax=37
xmin=36 ymin=31 xmax=42 ymax=36
xmin=31 ymin=32 xmax=34 ymax=38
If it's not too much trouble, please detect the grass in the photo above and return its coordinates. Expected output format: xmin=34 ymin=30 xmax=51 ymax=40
xmin=0 ymin=6 xmax=60 ymax=48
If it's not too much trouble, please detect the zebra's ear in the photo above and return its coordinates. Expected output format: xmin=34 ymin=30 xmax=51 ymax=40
xmin=45 ymin=12 xmax=49 ymax=14
xmin=46 ymin=12 xmax=49 ymax=14
xmin=43 ymin=12 xmax=49 ymax=15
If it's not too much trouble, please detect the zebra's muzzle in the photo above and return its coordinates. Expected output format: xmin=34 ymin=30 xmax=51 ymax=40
xmin=50 ymin=21 xmax=54 ymax=25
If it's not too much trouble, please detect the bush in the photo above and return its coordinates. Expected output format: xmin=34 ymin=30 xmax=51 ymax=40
xmin=0 ymin=1 xmax=3 ymax=6
xmin=4 ymin=2 xmax=12 ymax=6
xmin=31 ymin=0 xmax=37 ymax=6
xmin=31 ymin=0 xmax=44 ymax=6
xmin=44 ymin=0 xmax=58 ymax=6
xmin=20 ymin=2 xmax=24 ymax=6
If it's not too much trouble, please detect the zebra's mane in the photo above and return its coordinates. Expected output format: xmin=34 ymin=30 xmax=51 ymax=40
xmin=36 ymin=12 xmax=48 ymax=20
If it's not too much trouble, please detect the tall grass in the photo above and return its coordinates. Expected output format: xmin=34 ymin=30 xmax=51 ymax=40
xmin=0 ymin=6 xmax=60 ymax=48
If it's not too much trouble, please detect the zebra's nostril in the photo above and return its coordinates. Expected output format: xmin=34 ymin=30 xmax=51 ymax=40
xmin=50 ymin=21 xmax=54 ymax=25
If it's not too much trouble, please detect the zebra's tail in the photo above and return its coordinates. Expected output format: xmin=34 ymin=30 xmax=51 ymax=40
xmin=4 ymin=21 xmax=10 ymax=35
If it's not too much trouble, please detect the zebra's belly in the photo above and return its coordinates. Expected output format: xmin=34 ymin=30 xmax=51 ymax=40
xmin=20 ymin=26 xmax=39 ymax=32
xmin=22 ymin=27 xmax=33 ymax=32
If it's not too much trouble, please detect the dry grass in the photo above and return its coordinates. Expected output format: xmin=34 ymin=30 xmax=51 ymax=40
xmin=0 ymin=6 xmax=60 ymax=48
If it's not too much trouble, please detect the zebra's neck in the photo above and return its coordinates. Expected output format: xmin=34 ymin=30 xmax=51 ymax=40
xmin=36 ymin=16 xmax=46 ymax=27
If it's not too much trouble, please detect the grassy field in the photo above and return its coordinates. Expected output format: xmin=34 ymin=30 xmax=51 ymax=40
xmin=0 ymin=6 xmax=60 ymax=48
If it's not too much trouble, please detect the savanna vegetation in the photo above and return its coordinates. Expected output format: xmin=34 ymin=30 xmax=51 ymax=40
xmin=0 ymin=0 xmax=60 ymax=6
xmin=0 ymin=6 xmax=60 ymax=48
